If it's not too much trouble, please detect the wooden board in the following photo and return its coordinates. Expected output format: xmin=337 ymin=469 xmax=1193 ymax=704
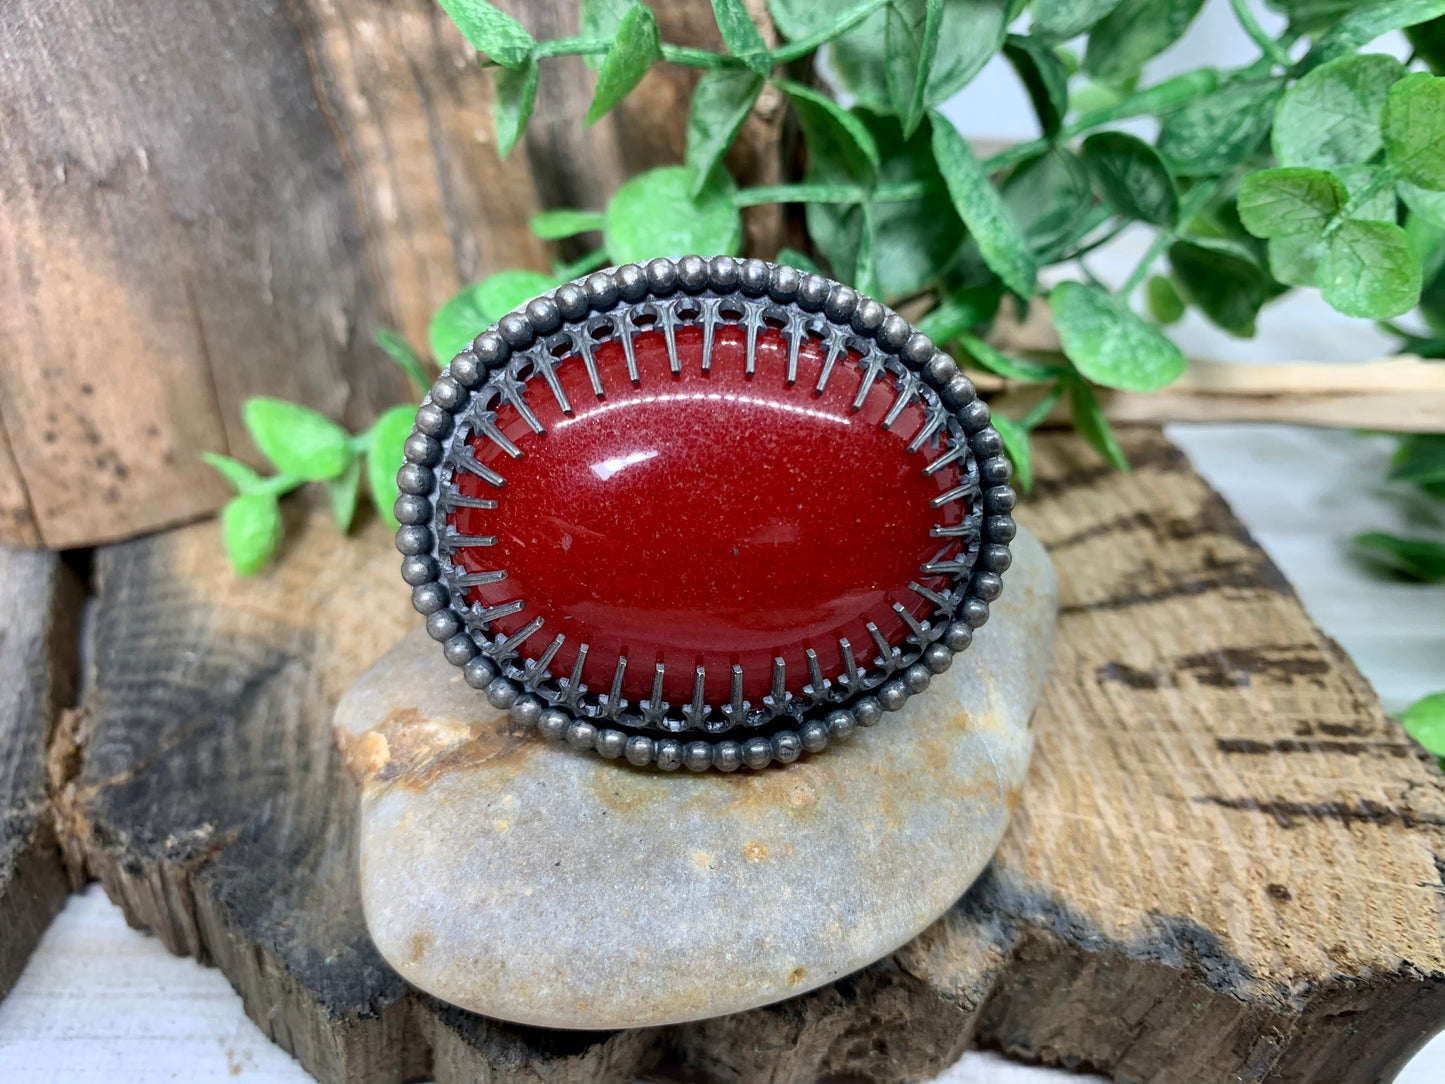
xmin=0 ymin=548 xmax=80 ymax=998
xmin=0 ymin=0 xmax=782 ymax=550
xmin=49 ymin=427 xmax=1445 ymax=1084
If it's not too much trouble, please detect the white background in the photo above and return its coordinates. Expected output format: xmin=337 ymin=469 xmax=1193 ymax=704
xmin=2 ymin=1 xmax=1443 ymax=1080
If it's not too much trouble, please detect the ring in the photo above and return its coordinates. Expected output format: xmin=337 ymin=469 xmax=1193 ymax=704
xmin=396 ymin=256 xmax=1016 ymax=770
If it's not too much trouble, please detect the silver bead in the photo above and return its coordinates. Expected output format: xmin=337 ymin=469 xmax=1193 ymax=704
xmin=853 ymin=696 xmax=883 ymax=727
xmin=403 ymin=432 xmax=440 ymax=465
xmin=739 ymin=258 xmax=769 ymax=295
xmin=472 ymin=331 xmax=509 ymax=368
xmin=904 ymin=663 xmax=932 ymax=694
xmin=400 ymin=554 xmax=436 ymax=585
xmin=878 ymin=313 xmax=911 ymax=350
xmin=498 ymin=313 xmax=533 ymax=347
xmin=415 ymin=404 xmax=451 ymax=438
xmin=646 ymin=257 xmax=678 ymax=295
xmin=798 ymin=273 xmax=829 ymax=311
xmin=826 ymin=709 xmax=857 ymax=741
xmin=683 ymin=741 xmax=713 ymax=771
xmin=624 ymin=735 xmax=655 ymax=766
xmin=656 ymin=739 xmax=684 ymax=771
xmin=709 ymin=255 xmax=740 ymax=290
xmin=449 ymin=351 xmax=482 ymax=386
xmin=677 ymin=255 xmax=708 ymax=292
xmin=984 ymin=486 xmax=1017 ymax=514
xmin=616 ymin=264 xmax=648 ymax=301
xmin=942 ymin=622 xmax=973 ymax=652
xmin=555 ymin=283 xmax=589 ymax=321
xmin=394 ymin=494 xmax=430 ymax=525
xmin=742 ymin=736 xmax=773 ymax=770
xmin=486 ymin=677 xmax=518 ymax=710
xmin=771 ymin=730 xmax=803 ymax=763
xmin=961 ymin=399 xmax=992 ymax=432
xmin=970 ymin=428 xmax=1003 ymax=457
xmin=941 ymin=373 xmax=977 ymax=409
xmin=426 ymin=609 xmax=460 ymax=641
xmin=713 ymin=741 xmax=744 ymax=772
xmin=980 ymin=455 xmax=1011 ymax=486
xmin=799 ymin=719 xmax=829 ymax=752
xmin=411 ymin=582 xmax=447 ymax=614
xmin=924 ymin=351 xmax=956 ymax=387
xmin=923 ymin=642 xmax=953 ymax=674
xmin=511 ymin=694 xmax=544 ymax=729
xmin=538 ymin=709 xmax=570 ymax=742
xmin=395 ymin=525 xmax=432 ymax=555
xmin=431 ymin=375 xmax=465 ymax=411
xmin=525 ymin=296 xmax=561 ymax=334
xmin=961 ymin=598 xmax=991 ymax=627
xmin=878 ymin=679 xmax=909 ymax=712
xmin=595 ymin=729 xmax=627 ymax=759
xmin=396 ymin=463 xmax=433 ymax=495
xmin=585 ymin=271 xmax=619 ymax=309
xmin=565 ymin=719 xmax=598 ymax=750
xmin=851 ymin=297 xmax=885 ymax=333
xmin=768 ymin=264 xmax=800 ymax=303
xmin=986 ymin=514 xmax=1018 ymax=542
xmin=463 ymin=656 xmax=498 ymax=689
xmin=902 ymin=331 xmax=935 ymax=367
xmin=971 ymin=571 xmax=1004 ymax=601
xmin=824 ymin=284 xmax=858 ymax=322
xmin=980 ymin=544 xmax=1012 ymax=573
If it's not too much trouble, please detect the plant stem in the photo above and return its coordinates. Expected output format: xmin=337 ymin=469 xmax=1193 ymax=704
xmin=1020 ymin=381 xmax=1067 ymax=431
xmin=731 ymin=180 xmax=935 ymax=207
xmin=553 ymin=247 xmax=612 ymax=280
xmin=1118 ymin=181 xmax=1219 ymax=297
xmin=769 ymin=0 xmax=892 ymax=63
xmin=515 ymin=37 xmax=736 ymax=69
xmin=1228 ymin=0 xmax=1292 ymax=68
xmin=1326 ymin=166 xmax=1398 ymax=236
xmin=659 ymin=44 xmax=736 ymax=69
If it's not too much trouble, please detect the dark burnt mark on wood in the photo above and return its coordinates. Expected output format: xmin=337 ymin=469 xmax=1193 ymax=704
xmin=1098 ymin=644 xmax=1333 ymax=692
xmin=1216 ymin=737 xmax=1416 ymax=757
xmin=1027 ymin=437 xmax=1189 ymax=502
xmin=1266 ymin=883 xmax=1292 ymax=901
xmin=1061 ymin=551 xmax=1291 ymax=616
xmin=1195 ymin=796 xmax=1445 ymax=830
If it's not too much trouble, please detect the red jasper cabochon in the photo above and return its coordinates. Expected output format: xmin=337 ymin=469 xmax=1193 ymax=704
xmin=445 ymin=323 xmax=969 ymax=709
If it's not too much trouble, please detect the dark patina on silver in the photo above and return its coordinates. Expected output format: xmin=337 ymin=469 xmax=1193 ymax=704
xmin=396 ymin=256 xmax=1017 ymax=770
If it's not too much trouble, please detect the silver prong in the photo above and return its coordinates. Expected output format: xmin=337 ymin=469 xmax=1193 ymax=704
xmin=893 ymin=601 xmax=927 ymax=642
xmin=536 ymin=358 xmax=573 ymax=415
xmin=743 ymin=307 xmax=764 ymax=377
xmin=923 ymin=440 xmax=967 ymax=476
xmin=452 ymin=569 xmax=506 ymax=588
xmin=443 ymin=493 xmax=499 ymax=510
xmin=931 ymin=522 xmax=980 ymax=540
xmin=922 ymin=555 xmax=973 ymax=576
xmin=444 ymin=533 xmax=497 ymax=549
xmin=475 ymin=414 xmax=523 ymax=459
xmin=524 ymin=633 xmax=565 ymax=686
xmin=603 ymin=655 xmax=628 ymax=719
xmin=640 ymin=662 xmax=670 ymax=726
xmin=577 ymin=335 xmax=606 ymax=399
xmin=908 ymin=581 xmax=953 ymax=608
xmin=882 ymin=370 xmax=920 ymax=430
xmin=559 ymin=643 xmax=589 ymax=708
xmin=866 ymin=621 xmax=894 ymax=666
xmin=661 ymin=306 xmax=682 ymax=375
xmin=852 ymin=351 xmax=886 ymax=412
xmin=701 ymin=299 xmax=720 ymax=372
xmin=488 ymin=615 xmax=545 ymax=661
xmin=723 ymin=664 xmax=746 ymax=723
xmin=931 ymin=483 xmax=975 ymax=509
xmin=815 ymin=329 xmax=846 ymax=395
xmin=455 ymin=451 xmax=506 ymax=488
xmin=907 ymin=404 xmax=947 ymax=454
xmin=838 ymin=637 xmax=861 ymax=688
xmin=685 ymin=665 xmax=707 ymax=723
xmin=771 ymin=657 xmax=786 ymax=702
xmin=496 ymin=372 xmax=544 ymax=434
xmin=785 ymin=315 xmax=804 ymax=386
xmin=475 ymin=598 xmax=525 ymax=623
xmin=621 ymin=311 xmax=640 ymax=384
xmin=805 ymin=648 xmax=826 ymax=696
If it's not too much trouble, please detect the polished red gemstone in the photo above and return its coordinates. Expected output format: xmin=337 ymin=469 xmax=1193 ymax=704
xmin=449 ymin=325 xmax=966 ymax=705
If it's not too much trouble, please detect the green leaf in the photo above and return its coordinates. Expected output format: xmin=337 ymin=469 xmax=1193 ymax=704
xmin=1319 ymin=218 xmax=1422 ymax=318
xmin=1383 ymin=72 xmax=1445 ymax=191
xmin=854 ymin=202 xmax=882 ymax=297
xmin=368 ymin=406 xmax=418 ymax=532
xmin=1002 ymin=148 xmax=1095 ymax=263
xmin=1304 ymin=0 xmax=1445 ymax=69
xmin=492 ymin=58 xmax=537 ymax=160
xmin=1003 ymin=34 xmax=1069 ymax=136
xmin=438 ymin=0 xmax=534 ymax=68
xmin=1081 ymin=131 xmax=1178 ymax=227
xmin=1070 ymin=69 xmax=1218 ymax=131
xmin=710 ymin=0 xmax=771 ymax=75
xmin=1403 ymin=691 xmax=1445 ymax=755
xmin=852 ymin=109 xmax=966 ymax=298
xmin=957 ymin=333 xmax=1064 ymax=382
xmin=1147 ymin=275 xmax=1185 ymax=324
xmin=586 ymin=2 xmax=660 ymax=125
xmin=1401 ymin=180 xmax=1445 ymax=226
xmin=375 ymin=328 xmax=430 ymax=392
xmin=242 ymin=398 xmax=352 ymax=481
xmin=202 ymin=452 xmax=263 ymax=495
xmin=429 ymin=269 xmax=555 ymax=363
xmin=1157 ymin=78 xmax=1284 ymax=176
xmin=1390 ymin=434 xmax=1445 ymax=485
xmin=604 ymin=166 xmax=742 ymax=264
xmin=1405 ymin=208 xmax=1445 ymax=282
xmin=1083 ymin=0 xmax=1206 ymax=84
xmin=1407 ymin=15 xmax=1445 ymax=74
xmin=1032 ymin=0 xmax=1124 ymax=42
xmin=915 ymin=284 xmax=1004 ymax=342
xmin=581 ymin=0 xmax=634 ymax=69
xmin=1268 ymin=234 xmax=1324 ymax=286
xmin=1068 ymin=380 xmax=1130 ymax=471
xmin=1352 ymin=531 xmax=1445 ymax=581
xmin=781 ymin=81 xmax=880 ymax=184
xmin=685 ymin=69 xmax=764 ymax=199
xmin=775 ymin=247 xmax=824 ymax=275
xmin=930 ymin=112 xmax=1036 ymax=297
xmin=1238 ymin=167 xmax=1349 ymax=238
xmin=1273 ymin=54 xmax=1406 ymax=170
xmin=886 ymin=0 xmax=944 ymax=137
xmin=327 ymin=455 xmax=362 ymax=533
xmin=1335 ymin=164 xmax=1400 ymax=222
xmin=1050 ymin=280 xmax=1186 ymax=392
xmin=222 ymin=493 xmax=282 ymax=576
xmin=529 ymin=208 xmax=606 ymax=240
xmin=1168 ymin=240 xmax=1275 ymax=337
xmin=990 ymin=414 xmax=1033 ymax=492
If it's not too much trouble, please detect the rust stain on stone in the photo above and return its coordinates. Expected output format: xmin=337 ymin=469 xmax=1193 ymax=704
xmin=409 ymin=930 xmax=434 ymax=963
xmin=339 ymin=705 xmax=539 ymax=792
xmin=744 ymin=841 xmax=769 ymax=861
xmin=786 ymin=967 xmax=807 ymax=986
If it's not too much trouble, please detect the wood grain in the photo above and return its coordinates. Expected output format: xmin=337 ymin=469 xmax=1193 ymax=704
xmin=0 ymin=548 xmax=80 ymax=999
xmin=0 ymin=0 xmax=783 ymax=550
xmin=54 ymin=428 xmax=1445 ymax=1083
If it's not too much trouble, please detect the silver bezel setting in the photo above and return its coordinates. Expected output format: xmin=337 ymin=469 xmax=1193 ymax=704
xmin=396 ymin=256 xmax=1017 ymax=770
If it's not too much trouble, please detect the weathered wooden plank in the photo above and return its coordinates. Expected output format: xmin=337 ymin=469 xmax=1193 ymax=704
xmin=0 ymin=0 xmax=783 ymax=550
xmin=61 ymin=428 xmax=1445 ymax=1083
xmin=0 ymin=547 xmax=80 ymax=998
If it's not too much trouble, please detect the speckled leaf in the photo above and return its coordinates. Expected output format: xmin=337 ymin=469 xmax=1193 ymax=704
xmin=242 ymin=399 xmax=352 ymax=481
xmin=1083 ymin=0 xmax=1206 ymax=84
xmin=1268 ymin=234 xmax=1324 ymax=286
xmin=586 ymin=3 xmax=660 ymax=125
xmin=439 ymin=0 xmax=534 ymax=68
xmin=1319 ymin=218 xmax=1422 ymax=318
xmin=1238 ymin=167 xmax=1348 ymax=238
xmin=1383 ymin=72 xmax=1445 ymax=190
xmin=1032 ymin=0 xmax=1124 ymax=42
xmin=685 ymin=69 xmax=764 ymax=198
xmin=1147 ymin=275 xmax=1185 ymax=324
xmin=1168 ymin=240 xmax=1275 ymax=337
xmin=1157 ymin=77 xmax=1283 ymax=176
xmin=1069 ymin=379 xmax=1130 ymax=471
xmin=1304 ymin=0 xmax=1445 ymax=68
xmin=1004 ymin=34 xmax=1069 ymax=136
xmin=1273 ymin=54 xmax=1405 ymax=169
xmin=222 ymin=494 xmax=282 ymax=576
xmin=886 ymin=0 xmax=943 ymax=136
xmin=1400 ymin=180 xmax=1445 ymax=226
xmin=1081 ymin=131 xmax=1178 ymax=226
xmin=605 ymin=166 xmax=742 ymax=264
xmin=1050 ymin=280 xmax=1186 ymax=392
xmin=494 ymin=59 xmax=537 ymax=159
xmin=710 ymin=0 xmax=771 ymax=75
xmin=581 ymin=0 xmax=634 ymax=69
xmin=1001 ymin=148 xmax=1094 ymax=263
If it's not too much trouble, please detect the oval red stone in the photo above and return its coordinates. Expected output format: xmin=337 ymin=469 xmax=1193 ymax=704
xmin=447 ymin=324 xmax=967 ymax=705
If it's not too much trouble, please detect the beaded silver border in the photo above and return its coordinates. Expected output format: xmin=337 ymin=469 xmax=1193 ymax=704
xmin=395 ymin=256 xmax=1017 ymax=770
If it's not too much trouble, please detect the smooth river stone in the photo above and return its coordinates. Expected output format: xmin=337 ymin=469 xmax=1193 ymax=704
xmin=334 ymin=526 xmax=1057 ymax=1030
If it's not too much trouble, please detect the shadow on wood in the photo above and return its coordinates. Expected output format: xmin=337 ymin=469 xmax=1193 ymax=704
xmin=38 ymin=428 xmax=1445 ymax=1083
